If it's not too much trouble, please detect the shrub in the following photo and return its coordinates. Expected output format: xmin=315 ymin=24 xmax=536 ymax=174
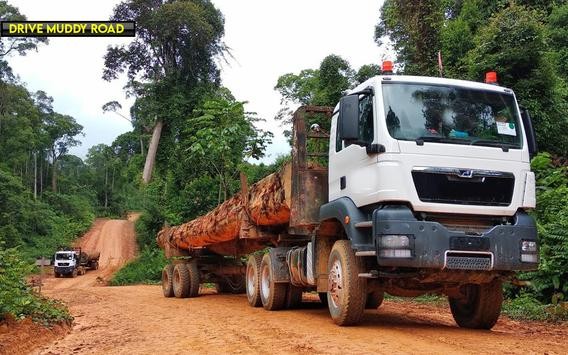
xmin=0 ymin=240 xmax=72 ymax=326
xmin=109 ymin=247 xmax=167 ymax=286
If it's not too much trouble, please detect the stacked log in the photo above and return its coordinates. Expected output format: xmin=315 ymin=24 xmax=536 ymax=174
xmin=157 ymin=164 xmax=292 ymax=256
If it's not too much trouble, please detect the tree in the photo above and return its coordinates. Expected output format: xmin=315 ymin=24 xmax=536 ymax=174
xmin=43 ymin=112 xmax=83 ymax=192
xmin=103 ymin=0 xmax=227 ymax=184
xmin=375 ymin=0 xmax=443 ymax=76
xmin=0 ymin=1 xmax=47 ymax=81
xmin=184 ymin=89 xmax=272 ymax=201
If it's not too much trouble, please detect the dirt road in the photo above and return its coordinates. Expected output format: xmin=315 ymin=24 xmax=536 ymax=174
xmin=35 ymin=219 xmax=567 ymax=354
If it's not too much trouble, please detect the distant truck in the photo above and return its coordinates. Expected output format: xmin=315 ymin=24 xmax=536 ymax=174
xmin=158 ymin=64 xmax=539 ymax=330
xmin=53 ymin=248 xmax=100 ymax=278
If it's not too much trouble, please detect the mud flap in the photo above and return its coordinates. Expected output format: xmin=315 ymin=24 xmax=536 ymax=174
xmin=268 ymin=247 xmax=291 ymax=283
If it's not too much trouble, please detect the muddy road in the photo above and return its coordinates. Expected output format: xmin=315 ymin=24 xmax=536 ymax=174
xmin=35 ymin=218 xmax=567 ymax=354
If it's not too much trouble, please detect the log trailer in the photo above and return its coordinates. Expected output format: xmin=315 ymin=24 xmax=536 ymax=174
xmin=157 ymin=64 xmax=539 ymax=329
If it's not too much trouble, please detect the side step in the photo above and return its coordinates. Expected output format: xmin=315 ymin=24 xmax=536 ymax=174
xmin=354 ymin=221 xmax=372 ymax=228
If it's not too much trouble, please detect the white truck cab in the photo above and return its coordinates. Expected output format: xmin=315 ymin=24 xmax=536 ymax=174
xmin=317 ymin=69 xmax=539 ymax=328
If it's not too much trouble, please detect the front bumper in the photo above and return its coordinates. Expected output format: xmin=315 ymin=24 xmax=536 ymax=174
xmin=54 ymin=266 xmax=74 ymax=274
xmin=372 ymin=206 xmax=538 ymax=271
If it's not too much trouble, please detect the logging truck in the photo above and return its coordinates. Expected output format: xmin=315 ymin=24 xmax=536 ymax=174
xmin=157 ymin=64 xmax=539 ymax=329
xmin=53 ymin=247 xmax=100 ymax=278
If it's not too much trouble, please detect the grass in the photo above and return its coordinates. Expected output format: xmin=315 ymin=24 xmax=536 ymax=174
xmin=109 ymin=248 xmax=167 ymax=286
xmin=385 ymin=292 xmax=568 ymax=322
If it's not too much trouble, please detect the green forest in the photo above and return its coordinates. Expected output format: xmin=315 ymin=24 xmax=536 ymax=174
xmin=2 ymin=0 xmax=568 ymax=325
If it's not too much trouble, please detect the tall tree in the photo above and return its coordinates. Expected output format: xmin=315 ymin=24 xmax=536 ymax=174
xmin=375 ymin=0 xmax=444 ymax=76
xmin=103 ymin=0 xmax=227 ymax=184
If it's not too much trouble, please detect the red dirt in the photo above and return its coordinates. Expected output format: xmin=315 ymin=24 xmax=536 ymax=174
xmin=13 ymin=218 xmax=568 ymax=354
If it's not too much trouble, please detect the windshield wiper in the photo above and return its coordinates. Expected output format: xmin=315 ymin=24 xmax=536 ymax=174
xmin=415 ymin=136 xmax=469 ymax=146
xmin=468 ymin=139 xmax=518 ymax=152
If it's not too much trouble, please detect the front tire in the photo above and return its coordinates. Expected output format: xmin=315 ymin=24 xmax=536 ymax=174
xmin=327 ymin=240 xmax=366 ymax=326
xmin=162 ymin=264 xmax=174 ymax=297
xmin=449 ymin=280 xmax=503 ymax=329
xmin=246 ymin=254 xmax=263 ymax=307
xmin=173 ymin=263 xmax=190 ymax=298
xmin=260 ymin=253 xmax=287 ymax=311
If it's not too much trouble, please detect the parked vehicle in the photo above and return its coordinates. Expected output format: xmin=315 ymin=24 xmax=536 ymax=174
xmin=53 ymin=247 xmax=100 ymax=278
xmin=157 ymin=64 xmax=539 ymax=329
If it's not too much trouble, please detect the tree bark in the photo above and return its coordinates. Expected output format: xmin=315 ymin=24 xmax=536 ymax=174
xmin=51 ymin=157 xmax=57 ymax=193
xmin=142 ymin=119 xmax=163 ymax=184
xmin=157 ymin=164 xmax=292 ymax=254
xmin=33 ymin=151 xmax=37 ymax=200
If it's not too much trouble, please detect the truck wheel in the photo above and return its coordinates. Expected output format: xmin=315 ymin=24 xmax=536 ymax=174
xmin=327 ymin=240 xmax=366 ymax=326
xmin=285 ymin=285 xmax=303 ymax=309
xmin=71 ymin=268 xmax=78 ymax=278
xmin=260 ymin=253 xmax=287 ymax=310
xmin=54 ymin=272 xmax=60 ymax=278
xmin=246 ymin=254 xmax=263 ymax=307
xmin=187 ymin=261 xmax=200 ymax=298
xmin=162 ymin=264 xmax=174 ymax=298
xmin=173 ymin=263 xmax=191 ymax=298
xmin=449 ymin=279 xmax=503 ymax=329
xmin=366 ymin=290 xmax=385 ymax=309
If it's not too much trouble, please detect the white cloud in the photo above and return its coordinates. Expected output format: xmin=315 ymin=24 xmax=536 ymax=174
xmin=7 ymin=0 xmax=385 ymax=162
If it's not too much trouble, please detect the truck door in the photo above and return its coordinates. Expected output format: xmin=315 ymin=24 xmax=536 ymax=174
xmin=329 ymin=93 xmax=378 ymax=203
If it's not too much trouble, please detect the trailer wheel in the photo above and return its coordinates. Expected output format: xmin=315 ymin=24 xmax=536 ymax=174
xmin=173 ymin=263 xmax=191 ymax=298
xmin=327 ymin=240 xmax=366 ymax=326
xmin=366 ymin=290 xmax=385 ymax=309
xmin=187 ymin=261 xmax=200 ymax=298
xmin=260 ymin=253 xmax=287 ymax=311
xmin=246 ymin=254 xmax=263 ymax=307
xmin=285 ymin=285 xmax=303 ymax=309
xmin=93 ymin=261 xmax=99 ymax=270
xmin=449 ymin=279 xmax=503 ymax=329
xmin=162 ymin=264 xmax=174 ymax=298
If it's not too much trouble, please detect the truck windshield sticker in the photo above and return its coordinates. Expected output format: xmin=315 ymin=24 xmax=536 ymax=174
xmin=496 ymin=121 xmax=517 ymax=136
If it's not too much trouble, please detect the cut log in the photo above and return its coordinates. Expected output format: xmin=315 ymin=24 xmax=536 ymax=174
xmin=157 ymin=164 xmax=292 ymax=256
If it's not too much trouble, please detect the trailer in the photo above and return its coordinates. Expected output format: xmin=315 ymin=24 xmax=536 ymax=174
xmin=53 ymin=247 xmax=100 ymax=278
xmin=157 ymin=66 xmax=539 ymax=329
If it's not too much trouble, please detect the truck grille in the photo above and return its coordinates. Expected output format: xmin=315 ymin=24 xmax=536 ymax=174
xmin=445 ymin=252 xmax=493 ymax=271
xmin=412 ymin=168 xmax=514 ymax=206
xmin=58 ymin=263 xmax=70 ymax=266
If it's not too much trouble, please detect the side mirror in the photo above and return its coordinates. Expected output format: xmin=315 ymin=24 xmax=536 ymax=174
xmin=338 ymin=95 xmax=359 ymax=140
xmin=520 ymin=107 xmax=538 ymax=158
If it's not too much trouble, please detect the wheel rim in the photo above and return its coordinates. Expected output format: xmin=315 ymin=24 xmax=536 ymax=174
xmin=328 ymin=258 xmax=343 ymax=309
xmin=260 ymin=263 xmax=270 ymax=301
xmin=246 ymin=264 xmax=256 ymax=297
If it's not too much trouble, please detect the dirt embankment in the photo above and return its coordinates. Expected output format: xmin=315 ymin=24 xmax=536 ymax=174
xmin=0 ymin=217 xmax=137 ymax=355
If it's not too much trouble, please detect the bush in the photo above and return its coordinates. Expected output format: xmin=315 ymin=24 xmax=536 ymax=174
xmin=502 ymin=294 xmax=568 ymax=322
xmin=519 ymin=153 xmax=568 ymax=304
xmin=109 ymin=247 xmax=167 ymax=286
xmin=0 ymin=240 xmax=72 ymax=326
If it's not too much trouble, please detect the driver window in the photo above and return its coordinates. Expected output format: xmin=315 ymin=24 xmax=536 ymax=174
xmin=359 ymin=95 xmax=373 ymax=144
xmin=336 ymin=95 xmax=374 ymax=152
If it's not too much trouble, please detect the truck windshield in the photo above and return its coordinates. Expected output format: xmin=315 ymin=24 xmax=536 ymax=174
xmin=55 ymin=253 xmax=72 ymax=260
xmin=382 ymin=82 xmax=522 ymax=149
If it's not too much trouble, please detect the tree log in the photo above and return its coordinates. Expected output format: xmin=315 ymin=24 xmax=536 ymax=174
xmin=157 ymin=164 xmax=292 ymax=256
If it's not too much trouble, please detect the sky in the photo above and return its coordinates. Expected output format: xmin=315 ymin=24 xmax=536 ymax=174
xmin=7 ymin=0 xmax=385 ymax=163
